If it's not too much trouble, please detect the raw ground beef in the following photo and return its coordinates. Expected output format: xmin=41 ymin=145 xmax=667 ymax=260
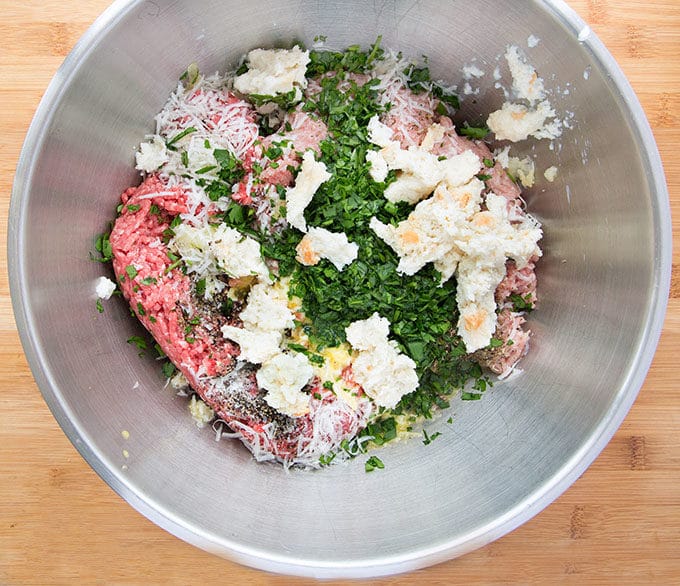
xmin=110 ymin=173 xmax=370 ymax=463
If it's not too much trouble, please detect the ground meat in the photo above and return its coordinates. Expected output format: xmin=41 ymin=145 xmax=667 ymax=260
xmin=495 ymin=259 xmax=538 ymax=306
xmin=259 ymin=109 xmax=329 ymax=187
xmin=474 ymin=309 xmax=530 ymax=376
xmin=110 ymin=174 xmax=366 ymax=465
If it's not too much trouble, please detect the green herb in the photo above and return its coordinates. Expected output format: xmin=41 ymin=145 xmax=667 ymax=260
xmin=359 ymin=417 xmax=397 ymax=446
xmin=287 ymin=343 xmax=325 ymax=366
xmin=306 ymin=36 xmax=383 ymax=77
xmin=95 ymin=299 xmax=104 ymax=313
xmin=195 ymin=165 xmax=217 ymax=174
xmin=461 ymin=392 xmax=483 ymax=401
xmin=247 ymin=89 xmax=300 ymax=110
xmin=154 ymin=343 xmax=166 ymax=359
xmin=459 ymin=123 xmax=490 ymax=139
xmin=136 ymin=302 xmax=146 ymax=317
xmin=149 ymin=204 xmax=161 ymax=216
xmin=476 ymin=173 xmax=492 ymax=181
xmin=127 ymin=336 xmax=147 ymax=351
xmin=166 ymin=127 xmax=197 ymax=148
xmin=165 ymin=259 xmax=183 ymax=274
xmin=91 ymin=231 xmax=113 ymax=263
xmin=258 ymin=49 xmax=489 ymax=418
xmin=161 ymin=361 xmax=176 ymax=378
xmin=422 ymin=429 xmax=441 ymax=445
xmin=405 ymin=65 xmax=432 ymax=92
xmin=126 ymin=204 xmax=141 ymax=213
xmin=125 ymin=265 xmax=138 ymax=280
xmin=319 ymin=452 xmax=336 ymax=466
xmin=365 ymin=455 xmax=385 ymax=472
xmin=181 ymin=151 xmax=189 ymax=168
xmin=195 ymin=278 xmax=206 ymax=297
xmin=483 ymin=158 xmax=494 ymax=168
xmin=221 ymin=201 xmax=257 ymax=235
xmin=489 ymin=337 xmax=503 ymax=348
xmin=212 ymin=148 xmax=245 ymax=189
xmin=509 ymin=293 xmax=534 ymax=312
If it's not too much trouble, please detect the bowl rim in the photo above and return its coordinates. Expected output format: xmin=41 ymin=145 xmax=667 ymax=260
xmin=7 ymin=0 xmax=672 ymax=578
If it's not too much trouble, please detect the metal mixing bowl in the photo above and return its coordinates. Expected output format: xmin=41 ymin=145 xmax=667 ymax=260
xmin=8 ymin=0 xmax=671 ymax=578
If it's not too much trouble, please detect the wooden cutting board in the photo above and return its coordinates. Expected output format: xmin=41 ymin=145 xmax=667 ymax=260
xmin=1 ymin=1 xmax=678 ymax=584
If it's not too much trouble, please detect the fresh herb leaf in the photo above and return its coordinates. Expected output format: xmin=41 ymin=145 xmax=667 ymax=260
xmin=127 ymin=336 xmax=147 ymax=351
xmin=509 ymin=293 xmax=534 ymax=312
xmin=365 ymin=455 xmax=385 ymax=472
xmin=422 ymin=429 xmax=442 ymax=445
xmin=161 ymin=361 xmax=176 ymax=378
xmin=459 ymin=123 xmax=490 ymax=139
xmin=166 ymin=127 xmax=197 ymax=148
xmin=91 ymin=231 xmax=113 ymax=263
xmin=125 ymin=265 xmax=138 ymax=280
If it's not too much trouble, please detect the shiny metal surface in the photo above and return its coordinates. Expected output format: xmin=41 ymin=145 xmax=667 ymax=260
xmin=8 ymin=0 xmax=671 ymax=579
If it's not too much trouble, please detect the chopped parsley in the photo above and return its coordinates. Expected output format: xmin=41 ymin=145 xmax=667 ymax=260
xmin=127 ymin=336 xmax=147 ymax=352
xmin=365 ymin=455 xmax=385 ymax=472
xmin=125 ymin=265 xmax=138 ymax=280
xmin=422 ymin=429 xmax=441 ymax=445
xmin=166 ymin=126 xmax=197 ymax=148
xmin=459 ymin=123 xmax=490 ymax=139
xmin=91 ymin=231 xmax=113 ymax=263
xmin=161 ymin=361 xmax=176 ymax=378
xmin=306 ymin=36 xmax=384 ymax=77
xmin=509 ymin=293 xmax=535 ymax=312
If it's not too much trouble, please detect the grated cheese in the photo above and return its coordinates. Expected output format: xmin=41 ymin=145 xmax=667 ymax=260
xmin=136 ymin=135 xmax=168 ymax=173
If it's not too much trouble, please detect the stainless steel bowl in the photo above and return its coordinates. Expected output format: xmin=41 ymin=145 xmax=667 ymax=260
xmin=8 ymin=0 xmax=671 ymax=578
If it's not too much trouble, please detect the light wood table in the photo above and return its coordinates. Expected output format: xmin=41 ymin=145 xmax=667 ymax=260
xmin=1 ymin=1 xmax=678 ymax=584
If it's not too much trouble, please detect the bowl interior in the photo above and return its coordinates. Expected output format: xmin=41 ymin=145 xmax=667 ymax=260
xmin=9 ymin=0 xmax=669 ymax=578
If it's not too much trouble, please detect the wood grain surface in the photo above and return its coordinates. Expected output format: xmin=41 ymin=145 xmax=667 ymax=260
xmin=1 ymin=1 xmax=679 ymax=584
